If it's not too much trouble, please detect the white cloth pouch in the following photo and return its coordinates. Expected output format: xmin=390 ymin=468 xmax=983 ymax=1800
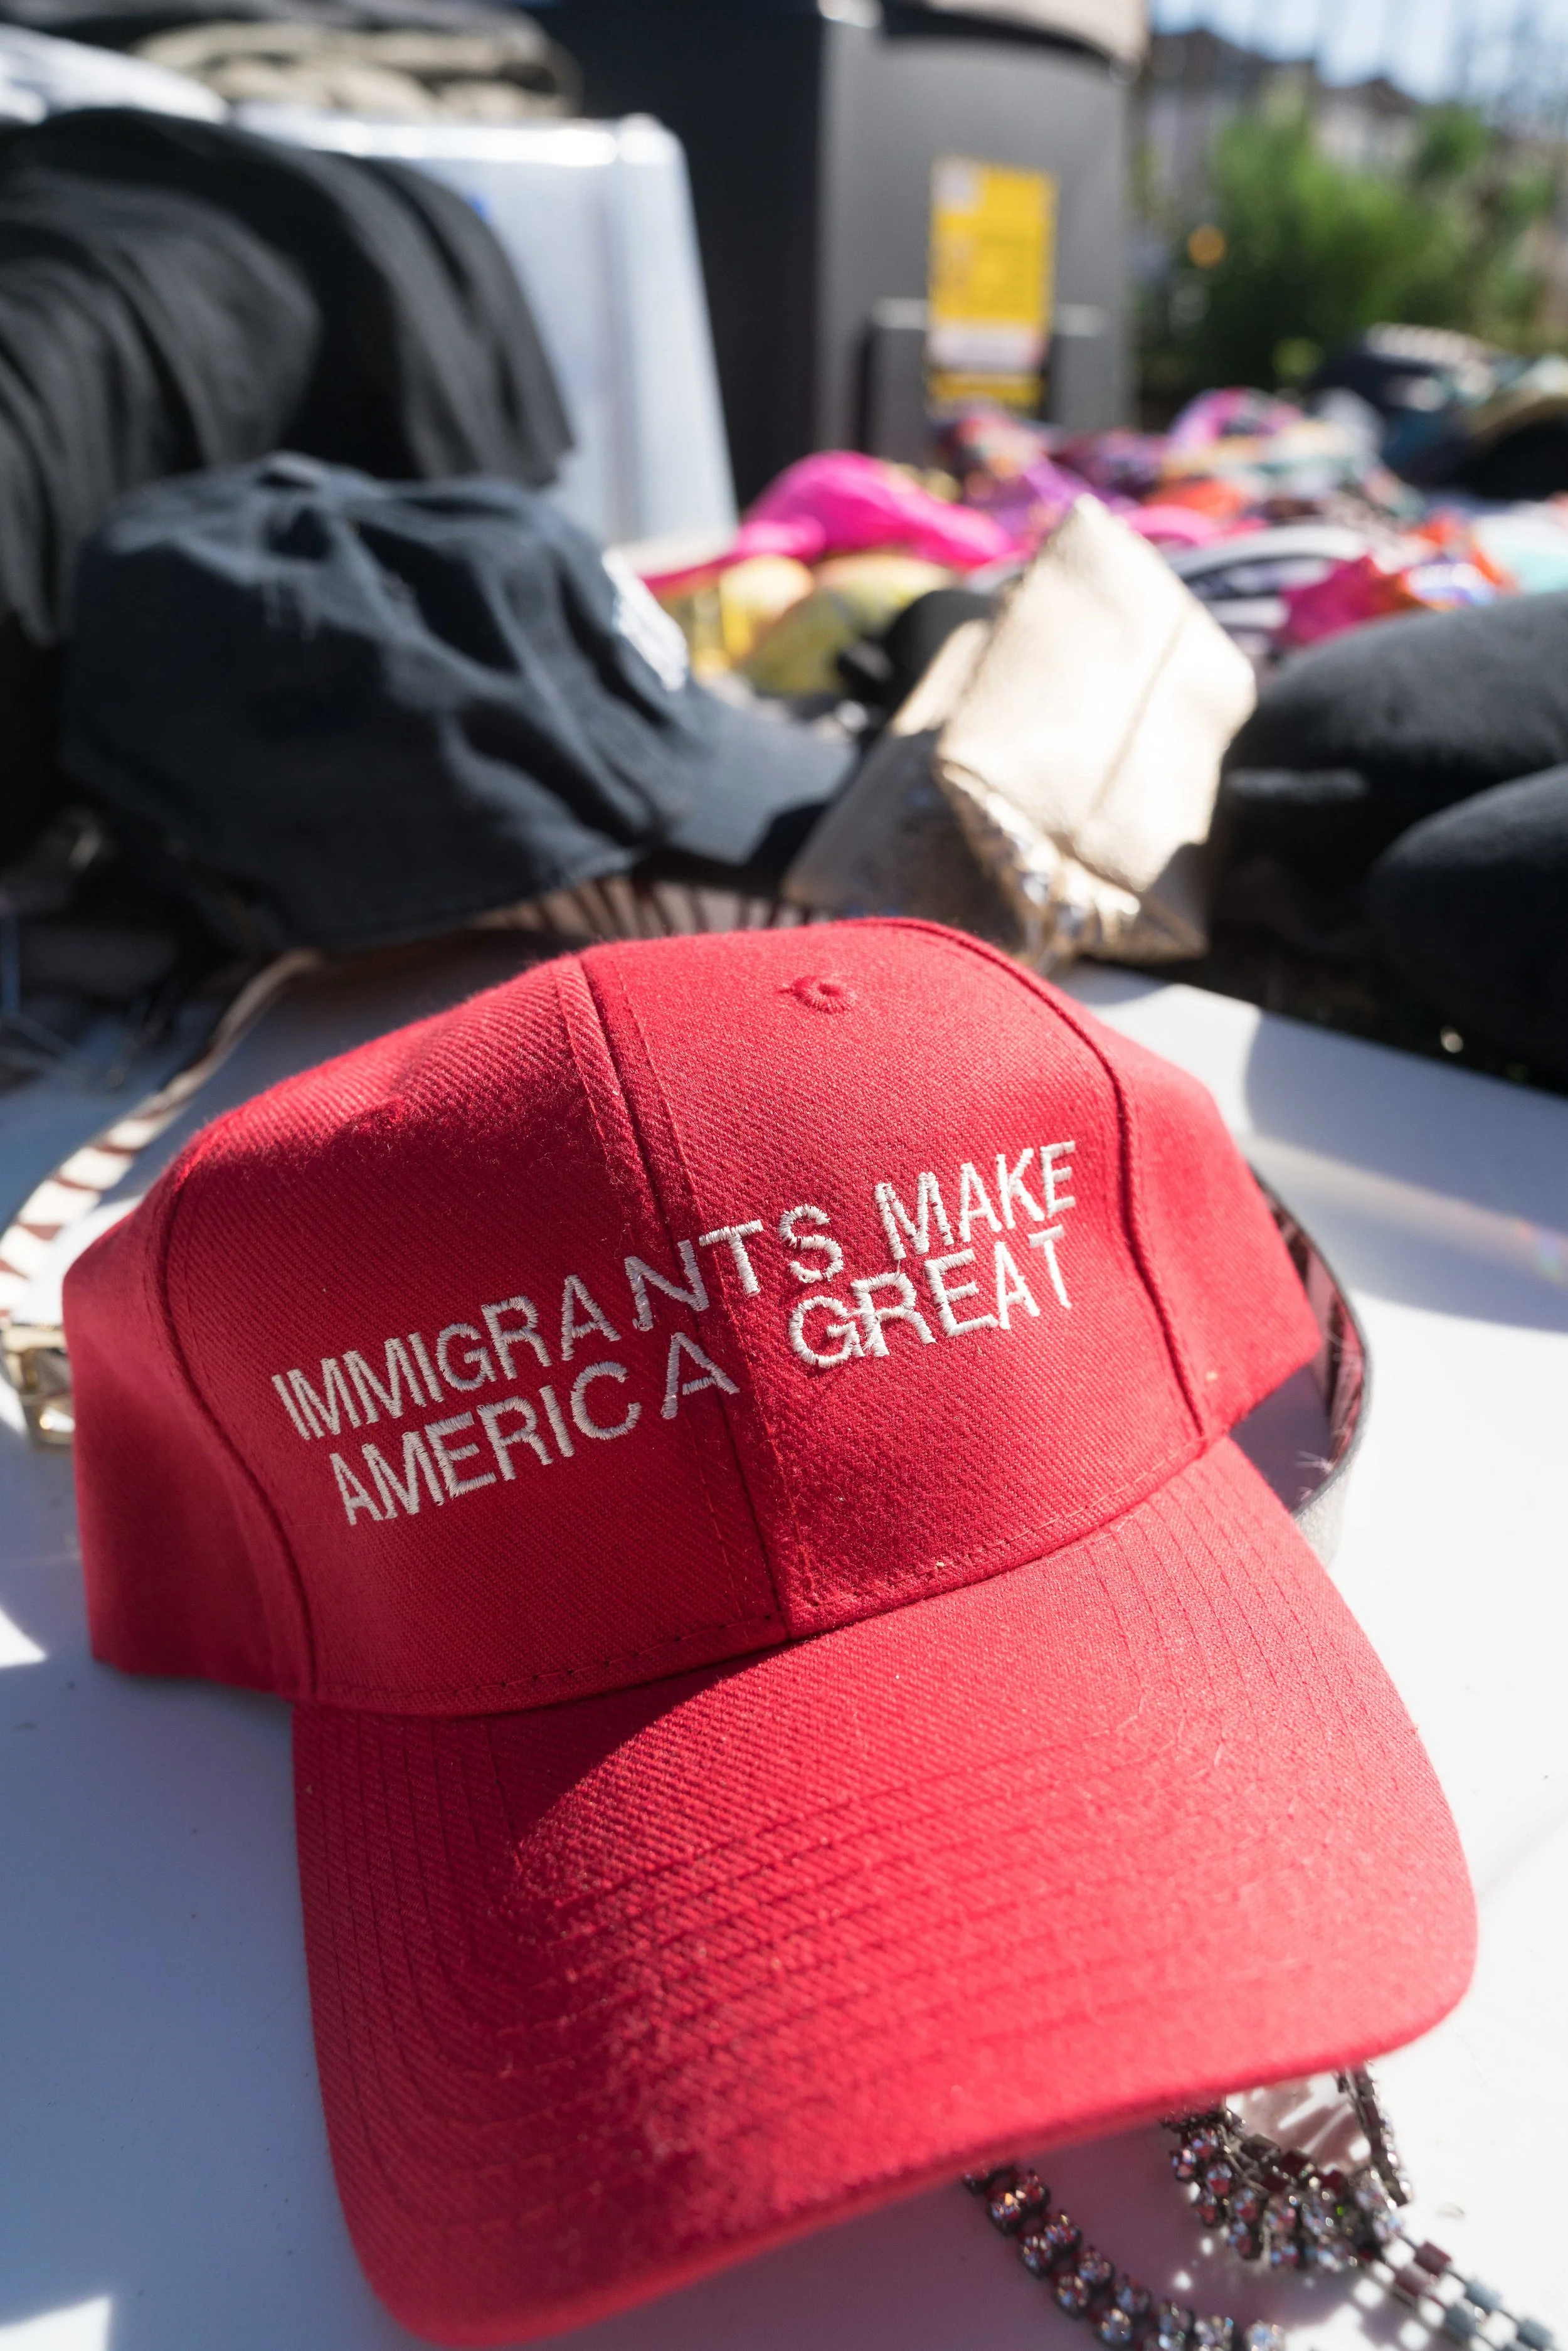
xmin=935 ymin=495 xmax=1257 ymax=970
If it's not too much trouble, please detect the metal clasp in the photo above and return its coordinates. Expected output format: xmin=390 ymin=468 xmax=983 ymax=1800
xmin=3 ymin=1320 xmax=74 ymax=1446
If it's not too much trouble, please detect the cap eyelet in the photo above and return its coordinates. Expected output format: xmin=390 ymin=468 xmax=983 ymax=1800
xmin=784 ymin=974 xmax=856 ymax=1014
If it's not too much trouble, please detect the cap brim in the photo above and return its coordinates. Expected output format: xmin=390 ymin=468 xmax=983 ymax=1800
xmin=294 ymin=1438 xmax=1473 ymax=2348
xmin=654 ymin=686 xmax=857 ymax=881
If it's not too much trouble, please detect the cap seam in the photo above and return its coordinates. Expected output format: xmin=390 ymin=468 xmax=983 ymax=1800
xmin=553 ymin=955 xmax=781 ymax=1636
xmin=866 ymin=920 xmax=1207 ymax=1435
xmin=301 ymin=1711 xmax=398 ymax=2242
xmin=300 ymin=1456 xmax=1468 ymax=2250
xmin=151 ymin=1110 xmax=320 ymax=1692
xmin=304 ymin=1428 xmax=1209 ymax=1712
xmin=791 ymin=1420 xmax=1205 ymax=1627
xmin=312 ymin=1955 xmax=1416 ymax=2253
xmin=408 ymin=1460 xmax=1242 ymax=1936
xmin=572 ymin=950 xmax=795 ymax=1626
xmin=586 ymin=948 xmax=815 ymax=1610
xmin=307 ymin=1606 xmax=786 ymax=1708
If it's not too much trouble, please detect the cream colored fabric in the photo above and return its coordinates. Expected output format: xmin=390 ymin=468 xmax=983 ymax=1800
xmin=935 ymin=496 xmax=1256 ymax=972
xmin=139 ymin=20 xmax=578 ymax=121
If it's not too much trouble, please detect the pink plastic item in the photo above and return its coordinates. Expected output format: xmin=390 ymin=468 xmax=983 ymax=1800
xmin=1281 ymin=553 xmax=1498 ymax=648
xmin=1281 ymin=556 xmax=1420 ymax=646
xmin=739 ymin=451 xmax=1015 ymax=570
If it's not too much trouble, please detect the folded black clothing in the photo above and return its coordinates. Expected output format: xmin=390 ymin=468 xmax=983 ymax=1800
xmin=1225 ymin=593 xmax=1568 ymax=886
xmin=0 ymin=157 xmax=319 ymax=852
xmin=882 ymin=585 xmax=996 ymax=704
xmin=0 ymin=166 xmax=318 ymax=644
xmin=837 ymin=586 xmax=997 ymax=721
xmin=1436 ymin=421 xmax=1568 ymax=503
xmin=1366 ymin=764 xmax=1568 ymax=1078
xmin=61 ymin=458 xmax=854 ymax=952
xmin=0 ymin=105 xmax=569 ymax=859
xmin=0 ymin=109 xmax=569 ymax=517
xmin=1216 ymin=767 xmax=1382 ymax=892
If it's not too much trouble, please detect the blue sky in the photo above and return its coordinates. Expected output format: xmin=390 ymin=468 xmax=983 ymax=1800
xmin=1150 ymin=0 xmax=1568 ymax=105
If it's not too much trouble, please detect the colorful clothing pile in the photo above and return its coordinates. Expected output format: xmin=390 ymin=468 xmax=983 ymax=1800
xmin=644 ymin=390 xmax=1568 ymax=694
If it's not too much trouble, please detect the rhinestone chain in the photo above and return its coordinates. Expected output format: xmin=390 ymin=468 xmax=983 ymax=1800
xmin=963 ymin=2069 xmax=1557 ymax=2351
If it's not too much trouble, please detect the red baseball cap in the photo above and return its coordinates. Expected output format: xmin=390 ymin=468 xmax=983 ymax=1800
xmin=65 ymin=919 xmax=1474 ymax=2347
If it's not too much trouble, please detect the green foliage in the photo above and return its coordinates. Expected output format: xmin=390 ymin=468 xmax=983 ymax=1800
xmin=1141 ymin=98 xmax=1559 ymax=410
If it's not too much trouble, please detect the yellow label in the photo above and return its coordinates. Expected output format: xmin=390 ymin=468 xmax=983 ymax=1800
xmin=927 ymin=156 xmax=1055 ymax=413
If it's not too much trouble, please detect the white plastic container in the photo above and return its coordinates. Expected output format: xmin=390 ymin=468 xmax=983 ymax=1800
xmin=236 ymin=107 xmax=736 ymax=549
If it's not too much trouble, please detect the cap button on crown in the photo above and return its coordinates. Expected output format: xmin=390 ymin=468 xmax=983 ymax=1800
xmin=785 ymin=973 xmax=856 ymax=1012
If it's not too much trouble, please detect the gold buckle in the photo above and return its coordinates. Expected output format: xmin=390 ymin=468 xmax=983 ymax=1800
xmin=3 ymin=1320 xmax=74 ymax=1446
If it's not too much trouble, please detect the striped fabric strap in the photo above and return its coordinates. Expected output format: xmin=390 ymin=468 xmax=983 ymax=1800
xmin=0 ymin=878 xmax=824 ymax=1443
xmin=0 ymin=952 xmax=319 ymax=1440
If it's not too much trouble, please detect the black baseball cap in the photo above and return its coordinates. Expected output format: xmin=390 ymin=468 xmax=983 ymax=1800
xmin=61 ymin=456 xmax=854 ymax=949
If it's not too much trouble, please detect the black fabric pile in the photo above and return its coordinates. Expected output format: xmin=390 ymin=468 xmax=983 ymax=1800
xmin=0 ymin=104 xmax=570 ymax=857
xmin=60 ymin=457 xmax=854 ymax=952
xmin=1367 ymin=766 xmax=1568 ymax=1080
xmin=1222 ymin=593 xmax=1568 ymax=1077
xmin=837 ymin=585 xmax=997 ymax=718
xmin=1225 ymin=594 xmax=1568 ymax=886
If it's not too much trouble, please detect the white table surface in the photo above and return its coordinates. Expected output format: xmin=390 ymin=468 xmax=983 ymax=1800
xmin=1 ymin=946 xmax=1563 ymax=2351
